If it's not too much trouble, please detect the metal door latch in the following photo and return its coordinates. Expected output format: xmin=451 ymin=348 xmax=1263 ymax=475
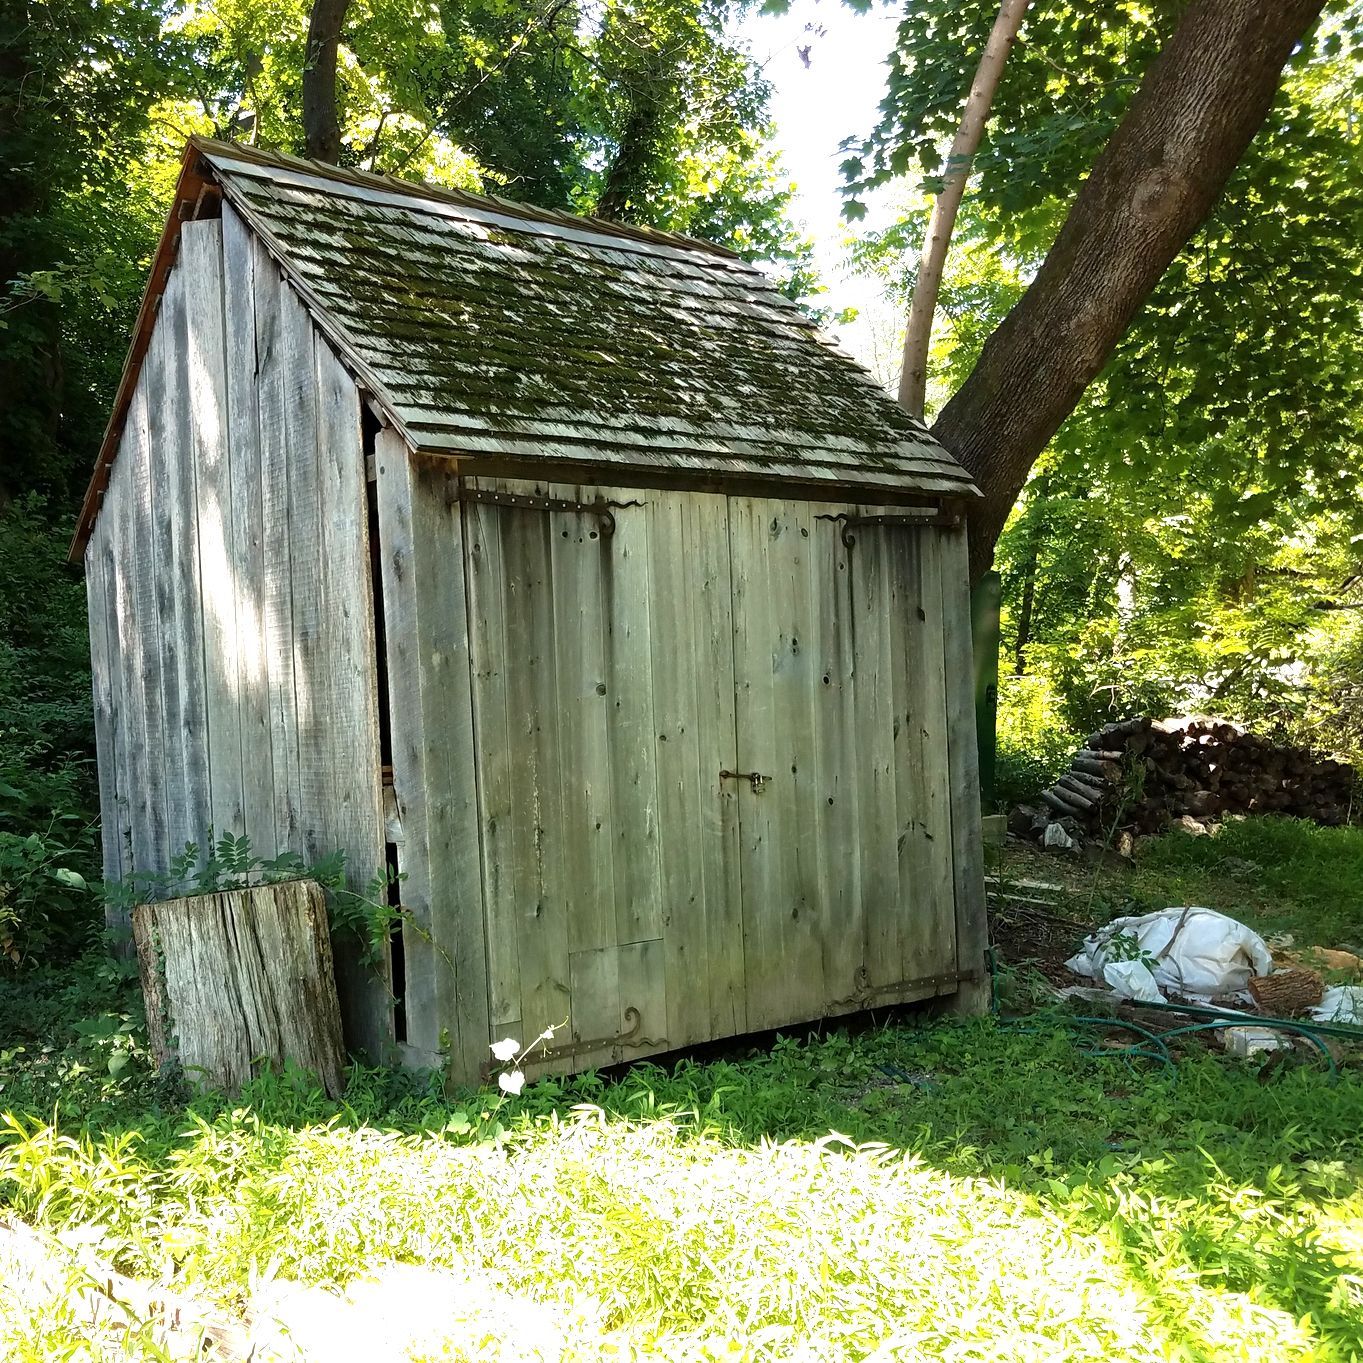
xmin=720 ymin=769 xmax=768 ymax=794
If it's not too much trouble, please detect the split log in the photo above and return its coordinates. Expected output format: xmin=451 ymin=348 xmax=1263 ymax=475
xmin=1061 ymin=770 xmax=1108 ymax=796
xmin=1072 ymin=753 xmax=1123 ymax=780
xmin=132 ymin=879 xmax=346 ymax=1097
xmin=1056 ymin=774 xmax=1103 ymax=806
xmin=1247 ymin=968 xmax=1324 ymax=1017
xmin=1039 ymin=788 xmax=1085 ymax=817
xmin=1048 ymin=783 xmax=1094 ymax=814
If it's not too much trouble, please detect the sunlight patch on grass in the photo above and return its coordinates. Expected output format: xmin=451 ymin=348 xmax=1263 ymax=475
xmin=3 ymin=1049 xmax=1360 ymax=1362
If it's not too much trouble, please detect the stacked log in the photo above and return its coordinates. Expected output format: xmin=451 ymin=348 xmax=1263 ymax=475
xmin=1013 ymin=717 xmax=1357 ymax=848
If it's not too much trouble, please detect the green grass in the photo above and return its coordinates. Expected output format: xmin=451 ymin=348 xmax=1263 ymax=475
xmin=1131 ymin=817 xmax=1363 ymax=950
xmin=2 ymin=953 xmax=1362 ymax=1360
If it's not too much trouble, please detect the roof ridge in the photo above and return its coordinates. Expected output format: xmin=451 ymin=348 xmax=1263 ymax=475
xmin=189 ymin=136 xmax=744 ymax=262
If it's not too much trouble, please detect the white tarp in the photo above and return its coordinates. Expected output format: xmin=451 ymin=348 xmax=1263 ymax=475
xmin=1312 ymin=985 xmax=1363 ymax=1026
xmin=1066 ymin=907 xmax=1273 ymax=1002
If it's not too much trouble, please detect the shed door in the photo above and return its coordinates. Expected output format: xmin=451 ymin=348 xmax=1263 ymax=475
xmin=727 ymin=501 xmax=959 ymax=1031
xmin=462 ymin=478 xmax=963 ymax=1067
xmin=462 ymin=480 xmax=746 ymax=1067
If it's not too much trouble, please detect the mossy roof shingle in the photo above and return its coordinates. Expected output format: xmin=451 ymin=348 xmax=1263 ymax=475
xmin=233 ymin=142 xmax=981 ymax=500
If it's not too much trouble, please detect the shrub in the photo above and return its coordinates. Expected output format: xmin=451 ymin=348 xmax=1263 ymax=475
xmin=0 ymin=495 xmax=101 ymax=960
xmin=0 ymin=824 xmax=96 ymax=963
xmin=993 ymin=671 xmax=1074 ymax=808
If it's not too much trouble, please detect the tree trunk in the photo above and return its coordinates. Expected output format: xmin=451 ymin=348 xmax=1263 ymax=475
xmin=302 ymin=0 xmax=351 ymax=163
xmin=1012 ymin=472 xmax=1048 ymax=674
xmin=898 ymin=0 xmax=1031 ymax=417
xmin=1014 ymin=537 xmax=1038 ymax=675
xmin=931 ymin=0 xmax=1325 ymax=582
xmin=596 ymin=96 xmax=666 ymax=222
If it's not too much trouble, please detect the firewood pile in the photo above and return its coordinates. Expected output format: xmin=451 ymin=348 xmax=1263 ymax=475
xmin=1012 ymin=716 xmax=1357 ymax=850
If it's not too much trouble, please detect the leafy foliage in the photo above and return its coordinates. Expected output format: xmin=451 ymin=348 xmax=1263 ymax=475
xmin=993 ymin=671 xmax=1073 ymax=809
xmin=101 ymin=831 xmax=405 ymax=964
xmin=0 ymin=498 xmax=101 ymax=962
xmin=160 ymin=0 xmax=816 ymax=274
xmin=850 ymin=1 xmax=1363 ymax=767
xmin=1 ymin=0 xmax=178 ymax=505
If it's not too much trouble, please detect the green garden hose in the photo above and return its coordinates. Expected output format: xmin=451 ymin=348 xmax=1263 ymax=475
xmin=986 ymin=946 xmax=1347 ymax=1079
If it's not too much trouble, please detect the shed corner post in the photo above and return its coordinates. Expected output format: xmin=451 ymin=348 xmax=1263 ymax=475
xmin=371 ymin=433 xmax=493 ymax=1090
xmin=939 ymin=522 xmax=992 ymax=1017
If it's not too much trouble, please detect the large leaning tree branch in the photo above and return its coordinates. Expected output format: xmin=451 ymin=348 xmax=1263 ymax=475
xmin=302 ymin=0 xmax=351 ymax=163
xmin=898 ymin=0 xmax=1031 ymax=418
xmin=930 ymin=0 xmax=1326 ymax=583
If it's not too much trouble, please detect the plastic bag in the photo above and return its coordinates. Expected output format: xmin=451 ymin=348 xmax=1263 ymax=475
xmin=1066 ymin=907 xmax=1273 ymax=1001
xmin=1311 ymin=985 xmax=1363 ymax=1026
xmin=1101 ymin=958 xmax=1164 ymax=1003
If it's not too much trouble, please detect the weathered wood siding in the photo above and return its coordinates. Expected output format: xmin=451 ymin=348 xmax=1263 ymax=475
xmin=373 ymin=440 xmax=491 ymax=1085
xmin=375 ymin=468 xmax=983 ymax=1077
xmin=83 ymin=209 xmax=390 ymax=1056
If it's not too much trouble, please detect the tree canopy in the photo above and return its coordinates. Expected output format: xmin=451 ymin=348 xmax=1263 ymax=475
xmin=847 ymin=0 xmax=1363 ymax=763
xmin=0 ymin=0 xmax=817 ymax=509
xmin=2 ymin=0 xmax=1362 ymax=840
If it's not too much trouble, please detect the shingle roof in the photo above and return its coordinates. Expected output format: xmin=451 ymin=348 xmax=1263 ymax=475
xmin=73 ymin=139 xmax=976 ymax=557
xmin=204 ymin=141 xmax=976 ymax=502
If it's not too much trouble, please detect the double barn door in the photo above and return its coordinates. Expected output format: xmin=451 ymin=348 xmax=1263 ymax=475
xmin=460 ymin=477 xmax=967 ymax=1071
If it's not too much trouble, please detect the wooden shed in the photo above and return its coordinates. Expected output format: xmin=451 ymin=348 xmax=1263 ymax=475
xmin=73 ymin=138 xmax=988 ymax=1083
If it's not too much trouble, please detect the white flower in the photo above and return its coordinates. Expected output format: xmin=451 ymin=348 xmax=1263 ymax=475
xmin=498 ymin=1069 xmax=525 ymax=1096
xmin=489 ymin=1037 xmax=520 ymax=1063
xmin=539 ymin=1026 xmax=556 ymax=1042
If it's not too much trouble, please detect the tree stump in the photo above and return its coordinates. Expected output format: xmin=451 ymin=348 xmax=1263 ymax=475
xmin=132 ymin=880 xmax=346 ymax=1097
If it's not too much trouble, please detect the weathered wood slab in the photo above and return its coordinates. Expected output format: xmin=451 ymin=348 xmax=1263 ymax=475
xmin=132 ymin=880 xmax=345 ymax=1097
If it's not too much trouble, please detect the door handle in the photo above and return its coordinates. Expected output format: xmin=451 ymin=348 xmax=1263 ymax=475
xmin=720 ymin=769 xmax=768 ymax=794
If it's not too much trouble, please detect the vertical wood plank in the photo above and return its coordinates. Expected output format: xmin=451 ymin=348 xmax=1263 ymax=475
xmin=849 ymin=526 xmax=901 ymax=992
xmin=125 ymin=358 xmax=168 ymax=875
xmin=685 ymin=494 xmax=746 ymax=1038
xmin=313 ymin=345 xmax=382 ymax=860
xmin=781 ymin=504 xmax=826 ymax=1016
xmin=377 ymin=442 xmax=489 ymax=1081
xmin=252 ymin=240 xmax=302 ymax=853
xmin=465 ymin=494 xmax=521 ymax=1029
xmin=548 ymin=483 xmax=617 ymax=956
xmin=182 ymin=219 xmax=245 ymax=841
xmin=84 ymin=533 xmax=122 ymax=889
xmin=159 ymin=267 xmax=213 ymax=869
xmin=901 ymin=529 xmax=957 ymax=984
xmin=648 ymin=496 xmax=708 ymax=1046
xmin=812 ymin=510 xmax=864 ymax=1012
xmin=936 ymin=525 xmax=989 ymax=1010
xmin=279 ymin=282 xmax=323 ymax=862
xmin=730 ymin=498 xmax=825 ymax=1030
xmin=145 ymin=288 xmax=189 ymax=870
xmin=98 ymin=457 xmax=135 ymax=898
xmin=646 ymin=490 xmax=743 ymax=1044
xmin=600 ymin=487 xmax=662 ymax=947
xmin=503 ymin=498 xmax=570 ymax=1041
xmin=221 ymin=204 xmax=276 ymax=857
